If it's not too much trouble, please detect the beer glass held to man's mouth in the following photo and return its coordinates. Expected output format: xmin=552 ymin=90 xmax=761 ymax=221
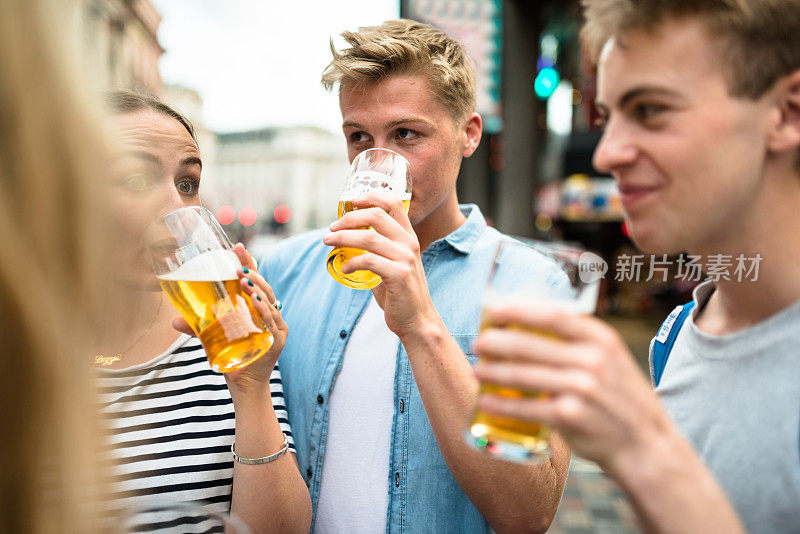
xmin=326 ymin=148 xmax=411 ymax=290
xmin=151 ymin=206 xmax=273 ymax=372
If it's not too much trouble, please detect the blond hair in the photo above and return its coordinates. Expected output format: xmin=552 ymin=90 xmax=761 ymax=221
xmin=321 ymin=19 xmax=477 ymax=123
xmin=0 ymin=0 xmax=110 ymax=531
xmin=581 ymin=0 xmax=800 ymax=99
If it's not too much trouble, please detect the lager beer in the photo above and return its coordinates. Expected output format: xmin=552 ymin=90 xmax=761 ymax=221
xmin=158 ymin=248 xmax=273 ymax=373
xmin=467 ymin=306 xmax=573 ymax=462
xmin=465 ymin=240 xmax=600 ymax=463
xmin=326 ymin=197 xmax=411 ymax=290
xmin=326 ymin=148 xmax=412 ymax=290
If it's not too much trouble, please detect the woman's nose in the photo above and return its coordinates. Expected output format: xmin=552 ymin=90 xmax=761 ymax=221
xmin=158 ymin=181 xmax=186 ymax=215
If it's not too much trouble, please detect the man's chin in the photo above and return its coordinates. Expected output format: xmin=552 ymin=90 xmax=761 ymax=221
xmin=628 ymin=226 xmax=685 ymax=256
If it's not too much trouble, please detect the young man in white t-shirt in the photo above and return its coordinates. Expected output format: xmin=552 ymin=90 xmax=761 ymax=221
xmin=263 ymin=19 xmax=570 ymax=534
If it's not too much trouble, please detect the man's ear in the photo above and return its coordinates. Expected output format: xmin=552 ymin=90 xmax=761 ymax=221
xmin=767 ymin=70 xmax=800 ymax=154
xmin=461 ymin=112 xmax=483 ymax=158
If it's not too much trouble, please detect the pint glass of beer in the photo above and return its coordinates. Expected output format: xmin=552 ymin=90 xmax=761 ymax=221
xmin=326 ymin=148 xmax=411 ymax=290
xmin=151 ymin=206 xmax=273 ymax=373
xmin=465 ymin=240 xmax=600 ymax=463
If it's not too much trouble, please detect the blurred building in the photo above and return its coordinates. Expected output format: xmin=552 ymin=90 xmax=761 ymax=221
xmin=79 ymin=0 xmax=164 ymax=94
xmin=211 ymin=127 xmax=349 ymax=236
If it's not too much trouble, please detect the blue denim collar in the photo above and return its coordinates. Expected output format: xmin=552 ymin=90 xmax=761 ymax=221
xmin=434 ymin=204 xmax=487 ymax=255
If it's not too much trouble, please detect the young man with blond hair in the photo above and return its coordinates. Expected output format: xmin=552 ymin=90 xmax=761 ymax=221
xmin=261 ymin=19 xmax=569 ymax=533
xmin=474 ymin=1 xmax=800 ymax=532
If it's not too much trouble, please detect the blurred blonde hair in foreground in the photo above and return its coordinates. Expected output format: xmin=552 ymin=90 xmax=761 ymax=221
xmin=0 ymin=0 xmax=111 ymax=531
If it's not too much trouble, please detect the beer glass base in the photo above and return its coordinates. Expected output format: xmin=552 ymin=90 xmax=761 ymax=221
xmin=326 ymin=251 xmax=382 ymax=290
xmin=205 ymin=332 xmax=273 ymax=373
xmin=464 ymin=428 xmax=551 ymax=464
xmin=210 ymin=347 xmax=268 ymax=373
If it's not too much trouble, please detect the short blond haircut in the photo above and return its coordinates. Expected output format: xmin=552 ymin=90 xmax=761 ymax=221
xmin=581 ymin=0 xmax=800 ymax=99
xmin=321 ymin=19 xmax=476 ymax=123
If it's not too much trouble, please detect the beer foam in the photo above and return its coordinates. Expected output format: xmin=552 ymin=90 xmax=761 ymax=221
xmin=340 ymin=170 xmax=411 ymax=201
xmin=483 ymin=287 xmax=598 ymax=315
xmin=158 ymin=249 xmax=240 ymax=282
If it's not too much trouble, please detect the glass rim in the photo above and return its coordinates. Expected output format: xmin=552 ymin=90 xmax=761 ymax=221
xmin=493 ymin=238 xmax=594 ymax=266
xmin=351 ymin=147 xmax=412 ymax=174
xmin=161 ymin=204 xmax=213 ymax=221
xmin=354 ymin=147 xmax=406 ymax=159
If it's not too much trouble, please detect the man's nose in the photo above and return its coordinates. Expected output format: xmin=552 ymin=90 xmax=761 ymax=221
xmin=592 ymin=118 xmax=638 ymax=174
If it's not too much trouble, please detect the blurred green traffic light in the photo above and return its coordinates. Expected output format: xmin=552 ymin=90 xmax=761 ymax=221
xmin=534 ymin=67 xmax=560 ymax=99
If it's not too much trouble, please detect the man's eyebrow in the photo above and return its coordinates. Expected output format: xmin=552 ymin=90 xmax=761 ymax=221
xmin=386 ymin=117 xmax=435 ymax=129
xmin=618 ymin=86 xmax=683 ymax=108
xmin=341 ymin=117 xmax=437 ymax=130
xmin=180 ymin=156 xmax=202 ymax=169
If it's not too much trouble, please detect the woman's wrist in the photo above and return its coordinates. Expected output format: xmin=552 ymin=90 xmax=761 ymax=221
xmin=226 ymin=374 xmax=272 ymax=403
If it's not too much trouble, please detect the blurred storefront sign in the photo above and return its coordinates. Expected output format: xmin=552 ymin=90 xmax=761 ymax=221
xmin=402 ymin=0 xmax=504 ymax=133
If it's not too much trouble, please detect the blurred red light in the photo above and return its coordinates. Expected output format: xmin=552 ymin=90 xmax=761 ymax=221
xmin=216 ymin=205 xmax=236 ymax=225
xmin=238 ymin=207 xmax=258 ymax=227
xmin=274 ymin=204 xmax=292 ymax=224
xmin=622 ymin=220 xmax=631 ymax=238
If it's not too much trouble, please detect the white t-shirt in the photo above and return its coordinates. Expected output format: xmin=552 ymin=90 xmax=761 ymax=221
xmin=314 ymin=296 xmax=399 ymax=533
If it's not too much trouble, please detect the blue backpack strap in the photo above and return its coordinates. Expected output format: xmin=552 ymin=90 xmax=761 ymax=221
xmin=652 ymin=301 xmax=696 ymax=387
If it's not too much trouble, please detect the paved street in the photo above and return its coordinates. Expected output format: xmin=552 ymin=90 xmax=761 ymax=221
xmin=548 ymin=458 xmax=640 ymax=534
xmin=547 ymin=313 xmax=663 ymax=533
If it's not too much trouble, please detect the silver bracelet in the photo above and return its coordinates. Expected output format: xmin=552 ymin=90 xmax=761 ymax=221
xmin=231 ymin=436 xmax=289 ymax=465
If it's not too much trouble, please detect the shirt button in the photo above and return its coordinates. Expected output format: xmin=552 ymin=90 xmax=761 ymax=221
xmin=307 ymin=468 xmax=312 ymax=479
xmin=399 ymin=399 xmax=405 ymax=413
xmin=317 ymin=395 xmax=324 ymax=404
xmin=339 ymin=330 xmax=348 ymax=338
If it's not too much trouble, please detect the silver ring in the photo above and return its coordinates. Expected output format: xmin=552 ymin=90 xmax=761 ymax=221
xmin=273 ymin=299 xmax=282 ymax=311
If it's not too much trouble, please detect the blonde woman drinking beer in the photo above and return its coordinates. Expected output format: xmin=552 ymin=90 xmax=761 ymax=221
xmin=96 ymin=90 xmax=310 ymax=532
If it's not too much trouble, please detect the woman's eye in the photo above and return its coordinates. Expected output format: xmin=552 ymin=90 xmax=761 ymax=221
xmin=176 ymin=179 xmax=198 ymax=195
xmin=122 ymin=174 xmax=152 ymax=191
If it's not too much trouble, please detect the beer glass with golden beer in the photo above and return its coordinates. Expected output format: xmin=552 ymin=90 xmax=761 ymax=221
xmin=151 ymin=206 xmax=273 ymax=372
xmin=465 ymin=240 xmax=601 ymax=462
xmin=326 ymin=148 xmax=411 ymax=289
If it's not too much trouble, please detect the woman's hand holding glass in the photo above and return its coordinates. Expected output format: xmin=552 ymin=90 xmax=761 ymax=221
xmin=227 ymin=244 xmax=287 ymax=389
xmin=171 ymin=242 xmax=287 ymax=387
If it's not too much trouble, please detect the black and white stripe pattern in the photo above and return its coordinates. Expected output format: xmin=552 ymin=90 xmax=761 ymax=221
xmin=98 ymin=334 xmax=293 ymax=531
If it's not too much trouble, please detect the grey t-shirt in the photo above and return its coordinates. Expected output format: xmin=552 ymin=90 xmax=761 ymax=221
xmin=652 ymin=281 xmax=800 ymax=534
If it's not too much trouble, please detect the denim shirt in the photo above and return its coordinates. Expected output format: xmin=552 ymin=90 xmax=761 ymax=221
xmin=261 ymin=205 xmax=562 ymax=533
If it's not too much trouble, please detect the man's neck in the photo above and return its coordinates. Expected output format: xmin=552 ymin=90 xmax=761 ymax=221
xmin=413 ymin=193 xmax=467 ymax=252
xmin=694 ymin=169 xmax=800 ymax=335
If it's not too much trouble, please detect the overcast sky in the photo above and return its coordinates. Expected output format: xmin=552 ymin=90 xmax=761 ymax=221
xmin=151 ymin=0 xmax=399 ymax=134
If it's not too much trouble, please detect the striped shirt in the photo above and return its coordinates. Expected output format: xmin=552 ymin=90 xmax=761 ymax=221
xmin=98 ymin=334 xmax=294 ymax=531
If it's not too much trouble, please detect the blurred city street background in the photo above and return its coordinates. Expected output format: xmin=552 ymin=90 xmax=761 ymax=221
xmin=76 ymin=1 xmax=688 ymax=531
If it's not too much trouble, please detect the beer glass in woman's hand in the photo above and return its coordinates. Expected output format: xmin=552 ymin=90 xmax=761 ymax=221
xmin=151 ymin=206 xmax=273 ymax=372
